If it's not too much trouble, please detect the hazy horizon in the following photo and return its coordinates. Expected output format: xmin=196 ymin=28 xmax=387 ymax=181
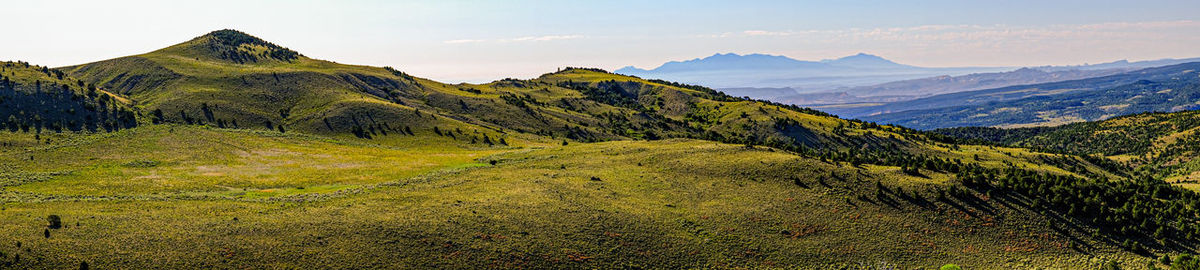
xmin=4 ymin=0 xmax=1199 ymax=83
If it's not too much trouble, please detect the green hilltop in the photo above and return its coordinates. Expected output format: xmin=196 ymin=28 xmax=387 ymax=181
xmin=0 ymin=29 xmax=1197 ymax=269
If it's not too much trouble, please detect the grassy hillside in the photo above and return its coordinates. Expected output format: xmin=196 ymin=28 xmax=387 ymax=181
xmin=937 ymin=110 xmax=1200 ymax=183
xmin=63 ymin=31 xmax=886 ymax=151
xmin=0 ymin=61 xmax=136 ymax=134
xmin=61 ymin=30 xmax=519 ymax=149
xmin=0 ymin=125 xmax=1163 ymax=269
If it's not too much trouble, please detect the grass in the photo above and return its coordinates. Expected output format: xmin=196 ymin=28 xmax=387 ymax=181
xmin=0 ymin=126 xmax=1155 ymax=268
xmin=1 ymin=125 xmax=501 ymax=198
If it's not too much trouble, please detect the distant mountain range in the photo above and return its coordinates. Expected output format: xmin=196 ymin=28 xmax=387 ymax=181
xmin=618 ymin=54 xmax=1200 ymax=107
xmin=836 ymin=67 xmax=1130 ymax=98
xmin=614 ymin=53 xmax=1009 ymax=91
xmin=772 ymin=68 xmax=1129 ymax=105
xmin=618 ymin=53 xmax=912 ymax=74
xmin=1035 ymin=57 xmax=1200 ymax=72
xmin=630 ymin=52 xmax=1200 ymax=130
xmin=844 ymin=62 xmax=1200 ymax=129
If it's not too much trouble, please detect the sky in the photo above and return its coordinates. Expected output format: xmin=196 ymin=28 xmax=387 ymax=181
xmin=3 ymin=0 xmax=1199 ymax=83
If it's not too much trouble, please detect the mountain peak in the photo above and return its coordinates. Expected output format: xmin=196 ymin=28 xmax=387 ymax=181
xmin=823 ymin=53 xmax=909 ymax=69
xmin=200 ymin=29 xmax=273 ymax=48
xmin=164 ymin=29 xmax=304 ymax=64
xmin=848 ymin=53 xmax=884 ymax=59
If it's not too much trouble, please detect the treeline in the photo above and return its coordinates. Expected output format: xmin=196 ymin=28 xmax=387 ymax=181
xmin=933 ymin=126 xmax=1056 ymax=146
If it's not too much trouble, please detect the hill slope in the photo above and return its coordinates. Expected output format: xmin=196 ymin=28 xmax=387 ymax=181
xmin=62 ymin=30 xmax=506 ymax=142
xmin=936 ymin=110 xmax=1200 ymax=183
xmin=1 ymin=61 xmax=137 ymax=134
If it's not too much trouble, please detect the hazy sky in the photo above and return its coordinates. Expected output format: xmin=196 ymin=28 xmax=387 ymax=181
xmin=4 ymin=0 xmax=1199 ymax=83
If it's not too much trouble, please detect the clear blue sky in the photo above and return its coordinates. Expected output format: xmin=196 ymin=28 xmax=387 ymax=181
xmin=4 ymin=0 xmax=1199 ymax=82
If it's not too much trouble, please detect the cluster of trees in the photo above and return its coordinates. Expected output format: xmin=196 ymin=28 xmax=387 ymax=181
xmin=1017 ymin=111 xmax=1200 ymax=156
xmin=933 ymin=126 xmax=1055 ymax=146
xmin=555 ymin=80 xmax=644 ymax=110
xmin=957 ymin=165 xmax=1200 ymax=249
xmin=167 ymin=105 xmax=242 ymax=130
xmin=349 ymin=121 xmax=410 ymax=139
xmin=1141 ymin=131 xmax=1200 ymax=179
xmin=500 ymin=93 xmax=543 ymax=111
xmin=0 ymin=64 xmax=137 ymax=134
xmin=557 ymin=67 xmax=609 ymax=73
xmin=432 ymin=126 xmax=507 ymax=145
xmin=204 ymin=29 xmax=301 ymax=63
xmin=1170 ymin=254 xmax=1200 ymax=269
xmin=383 ymin=66 xmax=415 ymax=81
xmin=939 ymin=109 xmax=1200 ymax=181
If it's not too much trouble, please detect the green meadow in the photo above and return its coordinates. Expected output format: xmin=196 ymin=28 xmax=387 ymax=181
xmin=0 ymin=126 xmax=1154 ymax=269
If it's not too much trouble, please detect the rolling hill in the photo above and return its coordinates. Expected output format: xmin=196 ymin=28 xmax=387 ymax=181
xmin=936 ymin=110 xmax=1200 ymax=183
xmin=0 ymin=29 xmax=1196 ymax=269
xmin=61 ymin=30 xmax=507 ymax=143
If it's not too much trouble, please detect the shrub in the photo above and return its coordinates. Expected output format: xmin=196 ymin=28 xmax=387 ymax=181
xmin=1173 ymin=254 xmax=1200 ymax=269
xmin=47 ymin=215 xmax=62 ymax=229
xmin=940 ymin=264 xmax=963 ymax=270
